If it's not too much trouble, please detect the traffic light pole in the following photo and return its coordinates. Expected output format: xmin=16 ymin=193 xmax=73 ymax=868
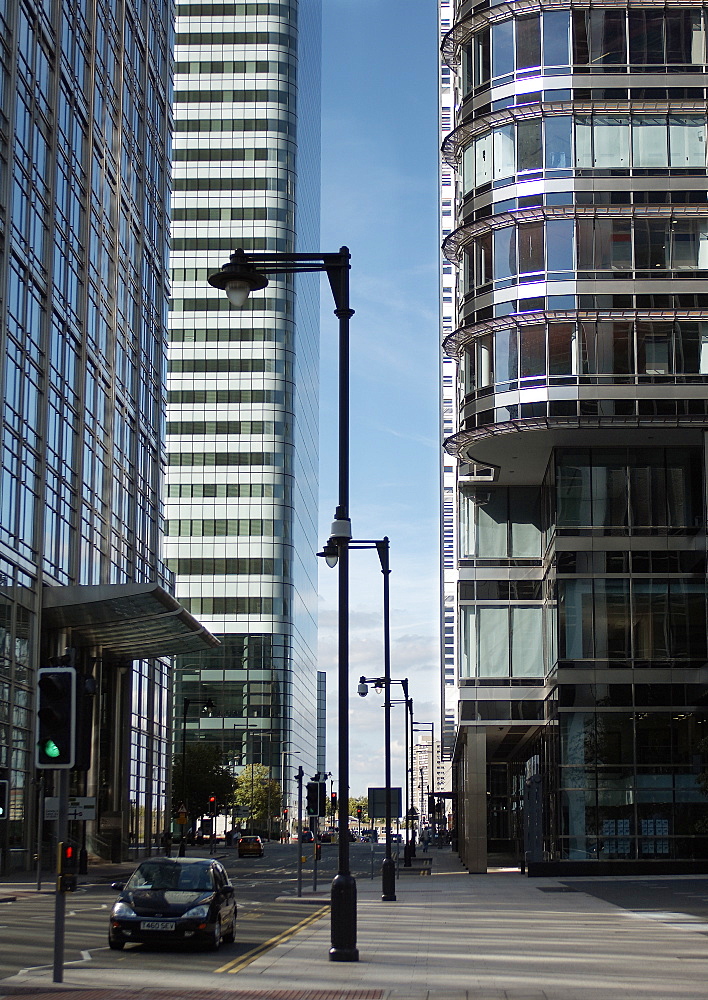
xmin=53 ymin=768 xmax=69 ymax=983
xmin=296 ymin=766 xmax=303 ymax=898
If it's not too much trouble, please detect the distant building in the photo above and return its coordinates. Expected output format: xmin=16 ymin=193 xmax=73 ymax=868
xmin=0 ymin=0 xmax=215 ymax=872
xmin=441 ymin=0 xmax=708 ymax=872
xmin=166 ymin=0 xmax=323 ymax=819
xmin=413 ymin=738 xmax=452 ymax=826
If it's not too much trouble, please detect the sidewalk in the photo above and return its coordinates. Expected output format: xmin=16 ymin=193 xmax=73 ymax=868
xmin=4 ymin=848 xmax=708 ymax=999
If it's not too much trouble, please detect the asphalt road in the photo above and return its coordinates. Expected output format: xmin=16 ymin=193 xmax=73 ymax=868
xmin=0 ymin=842 xmax=386 ymax=982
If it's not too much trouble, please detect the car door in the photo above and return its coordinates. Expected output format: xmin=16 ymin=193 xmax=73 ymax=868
xmin=213 ymin=863 xmax=235 ymax=925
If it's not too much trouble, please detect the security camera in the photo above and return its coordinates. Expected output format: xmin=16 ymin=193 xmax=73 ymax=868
xmin=357 ymin=678 xmax=368 ymax=697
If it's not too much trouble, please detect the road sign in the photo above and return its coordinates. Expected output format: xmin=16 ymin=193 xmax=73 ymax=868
xmin=368 ymin=787 xmax=402 ymax=820
xmin=233 ymin=805 xmax=250 ymax=818
xmin=44 ymin=796 xmax=96 ymax=821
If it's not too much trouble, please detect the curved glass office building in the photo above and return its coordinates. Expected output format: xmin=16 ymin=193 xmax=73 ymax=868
xmin=442 ymin=2 xmax=708 ymax=872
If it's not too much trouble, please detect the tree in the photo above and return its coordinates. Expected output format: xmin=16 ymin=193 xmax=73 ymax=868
xmin=173 ymin=742 xmax=234 ymax=822
xmin=349 ymin=795 xmax=368 ymax=822
xmin=233 ymin=763 xmax=282 ymax=830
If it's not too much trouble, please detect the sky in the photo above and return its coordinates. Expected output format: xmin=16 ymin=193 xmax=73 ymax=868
xmin=316 ymin=1 xmax=443 ymax=799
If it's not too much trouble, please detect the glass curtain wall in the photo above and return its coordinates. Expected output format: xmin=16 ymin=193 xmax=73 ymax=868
xmin=0 ymin=0 xmax=174 ymax=869
xmin=166 ymin=0 xmax=322 ymax=824
xmin=444 ymin=1 xmax=708 ymax=869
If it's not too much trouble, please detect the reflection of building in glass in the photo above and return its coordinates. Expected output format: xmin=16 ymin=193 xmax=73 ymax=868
xmin=166 ymin=0 xmax=323 ymax=819
xmin=441 ymin=1 xmax=708 ymax=872
xmin=0 ymin=0 xmax=217 ymax=872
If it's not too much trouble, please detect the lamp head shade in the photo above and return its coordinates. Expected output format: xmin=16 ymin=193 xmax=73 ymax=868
xmin=207 ymin=249 xmax=269 ymax=306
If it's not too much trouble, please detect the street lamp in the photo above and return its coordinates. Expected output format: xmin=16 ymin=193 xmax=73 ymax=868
xmin=178 ymin=697 xmax=215 ymax=856
xmin=208 ymin=246 xmax=358 ymax=962
xmin=413 ymin=721 xmax=436 ymax=842
xmin=339 ymin=536 xmax=393 ymax=900
xmin=385 ymin=679 xmax=413 ymax=864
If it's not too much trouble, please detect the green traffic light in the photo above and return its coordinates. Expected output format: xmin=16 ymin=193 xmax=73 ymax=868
xmin=41 ymin=739 xmax=61 ymax=759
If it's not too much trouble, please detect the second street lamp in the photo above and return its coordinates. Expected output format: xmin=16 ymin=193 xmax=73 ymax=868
xmin=208 ymin=246 xmax=358 ymax=963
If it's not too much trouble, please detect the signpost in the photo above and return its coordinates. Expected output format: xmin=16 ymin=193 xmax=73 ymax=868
xmin=44 ymin=796 xmax=96 ymax=822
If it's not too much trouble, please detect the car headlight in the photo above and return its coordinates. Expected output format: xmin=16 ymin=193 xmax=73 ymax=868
xmin=111 ymin=900 xmax=136 ymax=918
xmin=182 ymin=904 xmax=210 ymax=921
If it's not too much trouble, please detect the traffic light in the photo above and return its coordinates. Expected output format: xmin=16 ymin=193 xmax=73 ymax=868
xmin=306 ymin=782 xmax=319 ymax=816
xmin=57 ymin=841 xmax=78 ymax=893
xmin=36 ymin=667 xmax=76 ymax=769
xmin=209 ymin=795 xmax=216 ymax=814
xmin=427 ymin=794 xmax=435 ymax=816
xmin=0 ymin=780 xmax=7 ymax=820
xmin=356 ymin=805 xmax=363 ymax=821
xmin=331 ymin=791 xmax=338 ymax=815
xmin=283 ymin=807 xmax=288 ymax=819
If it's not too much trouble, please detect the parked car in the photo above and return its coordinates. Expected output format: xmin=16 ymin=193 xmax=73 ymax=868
xmin=238 ymin=835 xmax=264 ymax=858
xmin=301 ymin=829 xmax=314 ymax=843
xmin=108 ymin=857 xmax=236 ymax=951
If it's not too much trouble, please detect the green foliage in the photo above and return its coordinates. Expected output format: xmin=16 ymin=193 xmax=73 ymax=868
xmin=349 ymin=795 xmax=369 ymax=822
xmin=233 ymin=763 xmax=282 ymax=827
xmin=173 ymin=741 xmax=234 ymax=820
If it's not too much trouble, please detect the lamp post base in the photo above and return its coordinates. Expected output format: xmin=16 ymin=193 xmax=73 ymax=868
xmin=329 ymin=873 xmax=358 ymax=962
xmin=381 ymin=856 xmax=396 ymax=901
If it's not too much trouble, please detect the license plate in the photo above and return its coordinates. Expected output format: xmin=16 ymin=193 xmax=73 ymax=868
xmin=140 ymin=920 xmax=175 ymax=931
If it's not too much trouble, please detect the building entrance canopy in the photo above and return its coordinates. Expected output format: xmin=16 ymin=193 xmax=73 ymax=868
xmin=42 ymin=583 xmax=219 ymax=657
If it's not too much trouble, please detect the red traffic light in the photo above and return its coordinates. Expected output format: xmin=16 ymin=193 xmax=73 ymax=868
xmin=209 ymin=796 xmax=215 ymax=803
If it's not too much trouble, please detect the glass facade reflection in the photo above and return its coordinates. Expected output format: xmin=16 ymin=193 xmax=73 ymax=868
xmin=166 ymin=0 xmax=322 ymax=820
xmin=443 ymin=0 xmax=708 ymax=871
xmin=0 ymin=0 xmax=175 ymax=870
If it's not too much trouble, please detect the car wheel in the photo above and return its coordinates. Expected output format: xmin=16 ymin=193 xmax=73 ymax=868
xmin=207 ymin=917 xmax=222 ymax=951
xmin=108 ymin=934 xmax=125 ymax=951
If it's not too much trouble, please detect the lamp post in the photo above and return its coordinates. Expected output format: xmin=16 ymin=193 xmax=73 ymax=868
xmin=358 ymin=668 xmax=411 ymax=900
xmin=336 ymin=535 xmax=393 ymax=899
xmin=208 ymin=246 xmax=358 ymax=962
xmin=388 ymin=679 xmax=412 ymax=864
xmin=179 ymin=697 xmax=215 ymax=856
xmin=413 ymin=721 xmax=436 ymax=843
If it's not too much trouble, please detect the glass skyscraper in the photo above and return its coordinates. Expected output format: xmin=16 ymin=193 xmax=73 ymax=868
xmin=166 ymin=0 xmax=323 ymax=820
xmin=0 ymin=0 xmax=215 ymax=871
xmin=442 ymin=0 xmax=708 ymax=872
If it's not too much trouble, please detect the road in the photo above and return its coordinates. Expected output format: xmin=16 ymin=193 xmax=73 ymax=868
xmin=0 ymin=842 xmax=386 ymax=982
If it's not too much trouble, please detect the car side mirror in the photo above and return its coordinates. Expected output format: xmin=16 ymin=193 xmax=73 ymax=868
xmin=111 ymin=882 xmax=125 ymax=891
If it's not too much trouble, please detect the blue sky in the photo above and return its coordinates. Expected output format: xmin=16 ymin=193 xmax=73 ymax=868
xmin=317 ymin=1 xmax=443 ymax=799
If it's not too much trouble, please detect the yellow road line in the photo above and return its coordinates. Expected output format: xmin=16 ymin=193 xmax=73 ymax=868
xmin=214 ymin=905 xmax=329 ymax=975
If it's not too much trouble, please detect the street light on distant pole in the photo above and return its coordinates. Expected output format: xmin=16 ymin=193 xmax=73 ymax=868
xmin=413 ymin=721 xmax=436 ymax=841
xmin=388 ymin=679 xmax=412 ymax=864
xmin=208 ymin=246 xmax=358 ymax=962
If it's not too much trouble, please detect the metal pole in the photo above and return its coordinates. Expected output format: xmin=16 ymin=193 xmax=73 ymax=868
xmin=36 ymin=774 xmax=44 ymax=891
xmin=52 ymin=768 xmax=69 ymax=983
xmin=431 ymin=724 xmax=436 ymax=844
xmin=379 ymin=539 xmax=395 ymax=901
xmin=296 ymin=766 xmax=303 ymax=897
xmin=403 ymin=685 xmax=411 ymax=866
xmin=329 ymin=252 xmax=358 ymax=962
xmin=178 ymin=699 xmax=189 ymax=856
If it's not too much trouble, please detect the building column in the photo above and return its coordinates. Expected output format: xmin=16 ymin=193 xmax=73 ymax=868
xmin=460 ymin=727 xmax=487 ymax=873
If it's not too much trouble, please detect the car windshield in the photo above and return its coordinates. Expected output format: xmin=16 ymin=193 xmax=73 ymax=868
xmin=126 ymin=863 xmax=213 ymax=892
